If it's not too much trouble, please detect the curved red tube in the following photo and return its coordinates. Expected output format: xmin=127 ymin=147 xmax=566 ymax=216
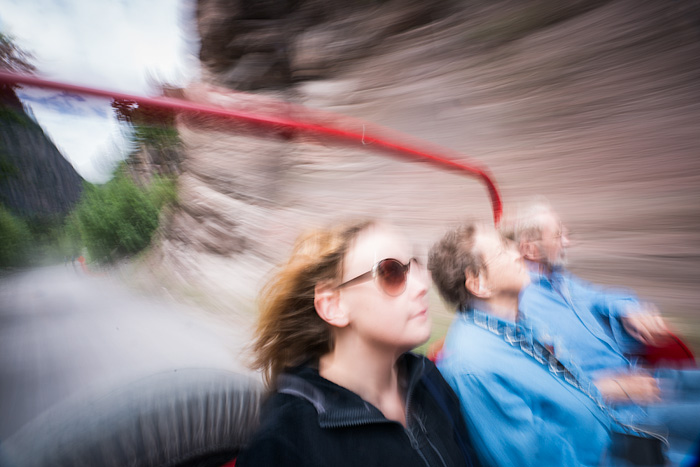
xmin=0 ymin=70 xmax=502 ymax=224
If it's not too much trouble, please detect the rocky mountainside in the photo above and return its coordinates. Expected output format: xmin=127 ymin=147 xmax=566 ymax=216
xmin=146 ymin=0 xmax=700 ymax=344
xmin=0 ymin=84 xmax=83 ymax=218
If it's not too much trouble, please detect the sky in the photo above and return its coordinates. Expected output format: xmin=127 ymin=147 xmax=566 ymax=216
xmin=0 ymin=0 xmax=200 ymax=183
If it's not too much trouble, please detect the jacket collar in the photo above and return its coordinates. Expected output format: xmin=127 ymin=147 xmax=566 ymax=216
xmin=277 ymin=353 xmax=427 ymax=429
xmin=525 ymin=259 xmax=568 ymax=286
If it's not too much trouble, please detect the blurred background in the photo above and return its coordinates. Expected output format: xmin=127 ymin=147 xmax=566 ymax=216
xmin=1 ymin=0 xmax=699 ymax=439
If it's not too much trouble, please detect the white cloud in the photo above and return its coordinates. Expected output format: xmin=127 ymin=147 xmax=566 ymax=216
xmin=0 ymin=0 xmax=199 ymax=182
xmin=17 ymin=89 xmax=123 ymax=183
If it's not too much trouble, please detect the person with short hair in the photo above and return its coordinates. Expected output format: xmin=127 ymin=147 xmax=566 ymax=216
xmin=236 ymin=219 xmax=480 ymax=467
xmin=511 ymin=202 xmax=679 ymax=401
xmin=509 ymin=202 xmax=700 ymax=465
xmin=429 ymin=222 xmax=624 ymax=466
xmin=515 ymin=201 xmax=670 ymax=352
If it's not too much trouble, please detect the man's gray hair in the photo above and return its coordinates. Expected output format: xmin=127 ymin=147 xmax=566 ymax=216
xmin=509 ymin=198 xmax=556 ymax=243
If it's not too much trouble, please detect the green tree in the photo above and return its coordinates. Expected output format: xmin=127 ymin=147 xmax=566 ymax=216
xmin=0 ymin=203 xmax=32 ymax=267
xmin=74 ymin=171 xmax=160 ymax=262
xmin=147 ymin=175 xmax=178 ymax=210
xmin=57 ymin=212 xmax=83 ymax=258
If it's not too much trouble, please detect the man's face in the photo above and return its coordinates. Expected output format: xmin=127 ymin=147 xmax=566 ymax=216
xmin=476 ymin=227 xmax=530 ymax=295
xmin=535 ymin=211 xmax=570 ymax=268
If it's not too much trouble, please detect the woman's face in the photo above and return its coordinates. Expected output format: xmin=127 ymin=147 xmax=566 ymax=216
xmin=337 ymin=225 xmax=432 ymax=353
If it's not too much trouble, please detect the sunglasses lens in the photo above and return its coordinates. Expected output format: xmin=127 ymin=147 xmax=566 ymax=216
xmin=377 ymin=259 xmax=408 ymax=296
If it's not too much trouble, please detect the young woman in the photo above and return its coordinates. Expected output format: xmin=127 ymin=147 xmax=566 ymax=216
xmin=236 ymin=220 xmax=479 ymax=466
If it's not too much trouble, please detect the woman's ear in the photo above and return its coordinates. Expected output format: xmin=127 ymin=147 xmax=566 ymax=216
xmin=465 ymin=269 xmax=491 ymax=299
xmin=314 ymin=282 xmax=349 ymax=327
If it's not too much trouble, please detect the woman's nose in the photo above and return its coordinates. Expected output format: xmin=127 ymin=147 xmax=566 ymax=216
xmin=409 ymin=261 xmax=430 ymax=295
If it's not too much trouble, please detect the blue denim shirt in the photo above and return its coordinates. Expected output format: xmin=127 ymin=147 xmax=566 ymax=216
xmin=517 ymin=264 xmax=660 ymax=430
xmin=438 ymin=309 xmax=614 ymax=466
xmin=519 ymin=263 xmax=644 ymax=380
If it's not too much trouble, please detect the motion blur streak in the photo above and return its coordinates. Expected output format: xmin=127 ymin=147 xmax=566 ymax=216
xmin=0 ymin=70 xmax=503 ymax=225
xmin=2 ymin=0 xmax=700 ymax=445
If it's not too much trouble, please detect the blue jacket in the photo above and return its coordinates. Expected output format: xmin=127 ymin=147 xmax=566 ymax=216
xmin=519 ymin=263 xmax=643 ymax=380
xmin=438 ymin=309 xmax=614 ymax=466
xmin=517 ymin=265 xmax=688 ymax=446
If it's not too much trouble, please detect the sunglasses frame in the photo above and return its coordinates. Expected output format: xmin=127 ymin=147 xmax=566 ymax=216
xmin=336 ymin=258 xmax=416 ymax=296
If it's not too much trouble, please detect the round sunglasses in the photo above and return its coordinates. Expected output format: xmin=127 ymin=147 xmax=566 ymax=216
xmin=335 ymin=258 xmax=418 ymax=296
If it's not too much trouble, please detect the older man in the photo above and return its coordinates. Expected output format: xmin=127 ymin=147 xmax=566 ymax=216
xmin=428 ymin=222 xmax=651 ymax=466
xmin=516 ymin=202 xmax=671 ymax=343
xmin=432 ymin=220 xmax=700 ymax=465
xmin=511 ymin=202 xmax=681 ymax=402
xmin=509 ymin=203 xmax=700 ymax=464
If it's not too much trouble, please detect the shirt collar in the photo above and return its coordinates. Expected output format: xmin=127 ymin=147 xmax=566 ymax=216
xmin=277 ymin=353 xmax=427 ymax=428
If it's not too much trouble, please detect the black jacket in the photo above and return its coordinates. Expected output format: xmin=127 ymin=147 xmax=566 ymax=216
xmin=236 ymin=353 xmax=480 ymax=467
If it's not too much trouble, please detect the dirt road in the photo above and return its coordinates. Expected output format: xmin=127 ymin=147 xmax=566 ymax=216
xmin=0 ymin=265 xmax=254 ymax=440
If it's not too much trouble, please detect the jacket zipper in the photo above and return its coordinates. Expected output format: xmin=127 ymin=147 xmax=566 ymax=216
xmin=415 ymin=412 xmax=448 ymax=467
xmin=403 ymin=361 xmax=446 ymax=467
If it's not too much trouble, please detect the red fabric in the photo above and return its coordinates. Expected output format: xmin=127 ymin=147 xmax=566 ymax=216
xmin=642 ymin=333 xmax=696 ymax=367
xmin=220 ymin=459 xmax=236 ymax=467
xmin=427 ymin=337 xmax=446 ymax=364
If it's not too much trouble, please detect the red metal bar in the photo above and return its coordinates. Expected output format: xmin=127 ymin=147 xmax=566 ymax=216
xmin=0 ymin=70 xmax=502 ymax=224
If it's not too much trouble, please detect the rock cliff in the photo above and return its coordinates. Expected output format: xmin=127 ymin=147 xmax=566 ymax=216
xmin=0 ymin=84 xmax=83 ymax=218
xmin=148 ymin=0 xmax=700 ymax=342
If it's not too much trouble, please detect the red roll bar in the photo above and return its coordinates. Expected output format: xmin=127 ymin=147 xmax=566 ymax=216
xmin=0 ymin=70 xmax=502 ymax=224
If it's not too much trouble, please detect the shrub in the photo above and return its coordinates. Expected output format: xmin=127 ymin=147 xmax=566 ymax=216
xmin=147 ymin=175 xmax=178 ymax=210
xmin=74 ymin=172 xmax=161 ymax=262
xmin=0 ymin=203 xmax=32 ymax=267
